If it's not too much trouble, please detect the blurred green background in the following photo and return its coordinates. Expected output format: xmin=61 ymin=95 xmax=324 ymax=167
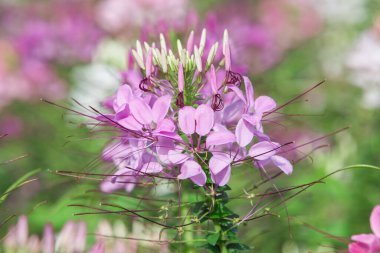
xmin=1 ymin=0 xmax=379 ymax=252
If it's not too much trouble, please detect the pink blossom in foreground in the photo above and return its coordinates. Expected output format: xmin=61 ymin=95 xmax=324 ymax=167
xmin=94 ymin=30 xmax=293 ymax=192
xmin=349 ymin=205 xmax=380 ymax=253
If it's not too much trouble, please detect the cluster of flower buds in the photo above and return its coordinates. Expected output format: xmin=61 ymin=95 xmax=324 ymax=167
xmin=3 ymin=216 xmax=151 ymax=253
xmin=3 ymin=216 xmax=87 ymax=253
xmin=98 ymin=29 xmax=293 ymax=193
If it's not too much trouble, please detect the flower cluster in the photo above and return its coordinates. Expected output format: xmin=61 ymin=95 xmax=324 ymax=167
xmin=349 ymin=205 xmax=380 ymax=253
xmin=0 ymin=0 xmax=103 ymax=109
xmin=99 ymin=30 xmax=293 ymax=193
xmin=3 ymin=215 xmax=165 ymax=253
xmin=3 ymin=216 xmax=82 ymax=253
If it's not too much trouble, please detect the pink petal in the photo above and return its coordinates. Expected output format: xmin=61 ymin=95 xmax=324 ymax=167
xmin=115 ymin=105 xmax=130 ymax=121
xmin=243 ymin=77 xmax=255 ymax=113
xmin=348 ymin=242 xmax=368 ymax=253
xmin=168 ymin=149 xmax=190 ymax=164
xmin=235 ymin=118 xmax=254 ymax=147
xmin=248 ymin=141 xmax=278 ymax=161
xmin=89 ymin=242 xmax=105 ymax=253
xmin=178 ymin=63 xmax=184 ymax=92
xmin=74 ymin=222 xmax=87 ymax=252
xmin=125 ymin=179 xmax=137 ymax=192
xmin=145 ymin=48 xmax=153 ymax=77
xmin=206 ymin=129 xmax=235 ymax=147
xmin=224 ymin=43 xmax=231 ymax=71
xmin=254 ymin=96 xmax=276 ymax=114
xmin=155 ymin=131 xmax=182 ymax=141
xmin=118 ymin=116 xmax=142 ymax=131
xmin=271 ymin=155 xmax=293 ymax=175
xmin=222 ymin=100 xmax=244 ymax=124
xmin=229 ymin=86 xmax=246 ymax=104
xmin=351 ymin=234 xmax=377 ymax=245
xmin=186 ymin=31 xmax=194 ymax=53
xmin=209 ymin=154 xmax=232 ymax=174
xmin=211 ymin=166 xmax=231 ymax=186
xmin=190 ymin=172 xmax=207 ymax=186
xmin=114 ymin=85 xmax=133 ymax=112
xmin=242 ymin=114 xmax=262 ymax=126
xmin=370 ymin=205 xmax=380 ymax=237
xmin=178 ymin=160 xmax=201 ymax=178
xmin=141 ymin=162 xmax=163 ymax=173
xmin=16 ymin=216 xmax=28 ymax=245
xmin=178 ymin=106 xmax=196 ymax=135
xmin=152 ymin=95 xmax=172 ymax=124
xmin=155 ymin=118 xmax=175 ymax=133
xmin=210 ymin=65 xmax=218 ymax=94
xmin=100 ymin=169 xmax=134 ymax=193
xmin=195 ymin=104 xmax=214 ymax=136
xmin=42 ymin=224 xmax=55 ymax=253
xmin=129 ymin=98 xmax=153 ymax=125
xmin=178 ymin=160 xmax=206 ymax=186
xmin=96 ymin=114 xmax=115 ymax=123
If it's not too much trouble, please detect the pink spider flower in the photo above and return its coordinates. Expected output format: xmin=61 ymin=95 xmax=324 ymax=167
xmin=233 ymin=77 xmax=276 ymax=147
xmin=94 ymin=30 xmax=293 ymax=191
xmin=349 ymin=205 xmax=380 ymax=253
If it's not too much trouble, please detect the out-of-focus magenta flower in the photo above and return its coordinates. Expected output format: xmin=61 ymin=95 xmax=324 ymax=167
xmin=204 ymin=0 xmax=322 ymax=73
xmin=0 ymin=39 xmax=66 ymax=109
xmin=2 ymin=0 xmax=103 ymax=64
xmin=4 ymin=216 xmax=55 ymax=253
xmin=258 ymin=0 xmax=322 ymax=50
xmin=96 ymin=0 xmax=189 ymax=35
xmin=0 ymin=0 xmax=103 ymax=109
xmin=0 ymin=115 xmax=23 ymax=138
xmin=349 ymin=205 xmax=380 ymax=253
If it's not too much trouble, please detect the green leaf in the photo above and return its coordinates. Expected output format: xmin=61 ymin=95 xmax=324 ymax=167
xmin=199 ymin=243 xmax=219 ymax=253
xmin=206 ymin=233 xmax=220 ymax=246
xmin=227 ymin=243 xmax=251 ymax=252
xmin=0 ymin=169 xmax=40 ymax=205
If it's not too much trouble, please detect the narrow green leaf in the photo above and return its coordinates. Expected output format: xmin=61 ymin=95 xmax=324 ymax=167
xmin=0 ymin=169 xmax=40 ymax=205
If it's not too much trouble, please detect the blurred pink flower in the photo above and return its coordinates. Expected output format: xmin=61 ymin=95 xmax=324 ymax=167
xmin=349 ymin=205 xmax=380 ymax=253
xmin=2 ymin=0 xmax=103 ymax=64
xmin=96 ymin=0 xmax=188 ymax=35
xmin=205 ymin=0 xmax=322 ymax=73
xmin=3 ymin=216 xmax=166 ymax=253
xmin=0 ymin=0 xmax=103 ymax=109
xmin=0 ymin=115 xmax=23 ymax=138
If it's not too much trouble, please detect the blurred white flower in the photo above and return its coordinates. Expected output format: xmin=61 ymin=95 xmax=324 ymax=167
xmin=314 ymin=0 xmax=369 ymax=79
xmin=347 ymin=30 xmax=380 ymax=108
xmin=70 ymin=63 xmax=119 ymax=107
xmin=313 ymin=0 xmax=367 ymax=25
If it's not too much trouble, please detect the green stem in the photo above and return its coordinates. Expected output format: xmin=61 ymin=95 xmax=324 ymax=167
xmin=203 ymin=184 xmax=239 ymax=253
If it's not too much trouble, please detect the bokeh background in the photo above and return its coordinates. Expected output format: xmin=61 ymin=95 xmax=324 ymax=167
xmin=0 ymin=0 xmax=380 ymax=252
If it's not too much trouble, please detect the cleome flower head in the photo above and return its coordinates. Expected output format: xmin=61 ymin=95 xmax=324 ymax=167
xmin=97 ymin=29 xmax=293 ymax=191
